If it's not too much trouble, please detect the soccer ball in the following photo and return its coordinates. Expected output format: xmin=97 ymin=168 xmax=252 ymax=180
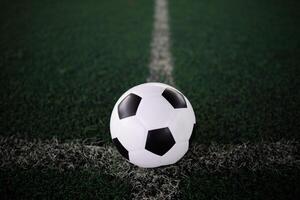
xmin=110 ymin=82 xmax=196 ymax=168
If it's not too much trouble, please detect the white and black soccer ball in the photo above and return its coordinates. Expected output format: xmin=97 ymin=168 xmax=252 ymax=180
xmin=110 ymin=82 xmax=196 ymax=168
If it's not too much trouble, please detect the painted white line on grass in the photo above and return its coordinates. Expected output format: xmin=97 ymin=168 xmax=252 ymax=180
xmin=147 ymin=0 xmax=174 ymax=85
xmin=1 ymin=136 xmax=298 ymax=200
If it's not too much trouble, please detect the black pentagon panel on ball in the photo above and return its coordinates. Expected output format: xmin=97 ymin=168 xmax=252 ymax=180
xmin=162 ymin=88 xmax=187 ymax=109
xmin=112 ymin=138 xmax=129 ymax=160
xmin=145 ymin=127 xmax=175 ymax=156
xmin=118 ymin=93 xmax=142 ymax=119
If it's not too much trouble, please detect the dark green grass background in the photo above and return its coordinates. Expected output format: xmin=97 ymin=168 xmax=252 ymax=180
xmin=0 ymin=169 xmax=130 ymax=200
xmin=181 ymin=168 xmax=300 ymax=200
xmin=1 ymin=0 xmax=299 ymax=199
xmin=170 ymin=0 xmax=300 ymax=144
xmin=0 ymin=0 xmax=153 ymax=141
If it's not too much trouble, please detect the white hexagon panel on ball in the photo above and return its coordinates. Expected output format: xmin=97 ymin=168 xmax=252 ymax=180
xmin=110 ymin=82 xmax=196 ymax=168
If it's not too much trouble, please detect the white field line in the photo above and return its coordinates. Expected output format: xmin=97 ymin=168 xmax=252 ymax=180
xmin=0 ymin=136 xmax=299 ymax=200
xmin=147 ymin=0 xmax=174 ymax=85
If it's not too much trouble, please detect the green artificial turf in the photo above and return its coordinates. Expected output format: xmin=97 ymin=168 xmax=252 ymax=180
xmin=0 ymin=0 xmax=153 ymax=141
xmin=180 ymin=168 xmax=300 ymax=200
xmin=170 ymin=0 xmax=300 ymax=143
xmin=0 ymin=169 xmax=131 ymax=200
